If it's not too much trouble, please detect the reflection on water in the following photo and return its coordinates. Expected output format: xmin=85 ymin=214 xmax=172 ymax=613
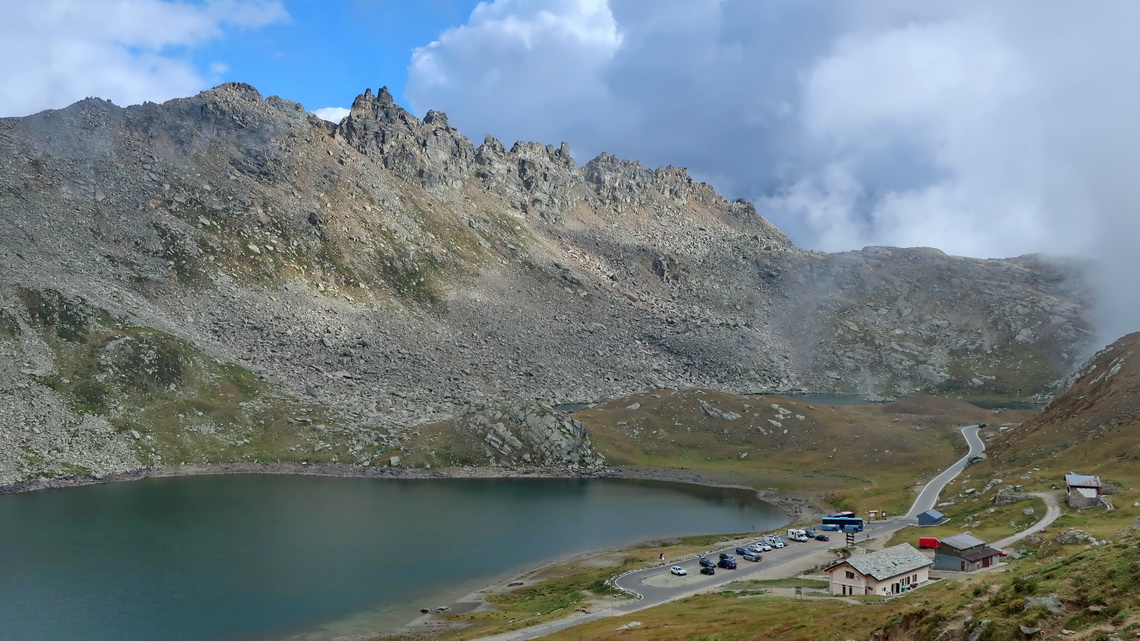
xmin=0 ymin=475 xmax=787 ymax=641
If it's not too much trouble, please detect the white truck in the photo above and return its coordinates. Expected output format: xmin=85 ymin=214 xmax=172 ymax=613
xmin=786 ymin=528 xmax=809 ymax=542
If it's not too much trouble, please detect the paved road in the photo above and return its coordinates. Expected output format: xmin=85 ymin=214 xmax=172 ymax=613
xmin=471 ymin=424 xmax=987 ymax=641
xmin=905 ymin=425 xmax=984 ymax=519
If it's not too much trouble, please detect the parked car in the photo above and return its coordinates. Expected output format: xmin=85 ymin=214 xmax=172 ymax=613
xmin=735 ymin=547 xmax=751 ymax=556
xmin=669 ymin=565 xmax=687 ymax=576
xmin=700 ymin=565 xmax=716 ymax=575
xmin=719 ymin=552 xmax=735 ymax=560
xmin=771 ymin=539 xmax=786 ymax=548
xmin=748 ymin=543 xmax=770 ymax=553
xmin=699 ymin=556 xmax=715 ymax=568
xmin=717 ymin=558 xmax=737 ymax=569
xmin=742 ymin=552 xmax=761 ymax=562
xmin=815 ymin=534 xmax=830 ymax=541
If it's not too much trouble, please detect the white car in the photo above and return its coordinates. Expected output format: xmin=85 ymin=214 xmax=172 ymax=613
xmin=771 ymin=539 xmax=786 ymax=548
xmin=669 ymin=565 xmax=687 ymax=576
xmin=748 ymin=543 xmax=770 ymax=553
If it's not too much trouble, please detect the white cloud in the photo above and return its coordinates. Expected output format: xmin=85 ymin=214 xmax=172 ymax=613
xmin=312 ymin=106 xmax=350 ymax=123
xmin=406 ymin=0 xmax=625 ymax=149
xmin=0 ymin=0 xmax=289 ymax=117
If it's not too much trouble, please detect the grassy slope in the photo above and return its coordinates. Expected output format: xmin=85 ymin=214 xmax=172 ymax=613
xmin=15 ymin=288 xmax=361 ymax=476
xmin=976 ymin=332 xmax=1140 ymax=508
xmin=578 ymin=389 xmax=1021 ymax=517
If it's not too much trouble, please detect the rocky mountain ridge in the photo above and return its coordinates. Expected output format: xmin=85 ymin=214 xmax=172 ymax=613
xmin=0 ymin=82 xmax=1094 ymax=482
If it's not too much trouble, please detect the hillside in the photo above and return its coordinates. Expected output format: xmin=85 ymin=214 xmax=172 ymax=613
xmin=986 ymin=332 xmax=1140 ymax=472
xmin=936 ymin=332 xmax=1140 ymax=526
xmin=0 ymin=82 xmax=1093 ymax=483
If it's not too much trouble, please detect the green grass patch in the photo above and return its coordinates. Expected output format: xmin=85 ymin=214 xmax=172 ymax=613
xmin=0 ymin=308 xmax=19 ymax=337
xmin=18 ymin=287 xmax=98 ymax=342
xmin=884 ymin=497 xmax=1046 ymax=548
xmin=14 ymin=287 xmax=352 ymax=475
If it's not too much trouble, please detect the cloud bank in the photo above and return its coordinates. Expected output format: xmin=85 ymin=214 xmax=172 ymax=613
xmin=0 ymin=0 xmax=289 ymax=118
xmin=407 ymin=0 xmax=1140 ymax=342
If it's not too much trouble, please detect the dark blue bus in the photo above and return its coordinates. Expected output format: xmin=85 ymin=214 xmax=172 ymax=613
xmin=820 ymin=516 xmax=865 ymax=532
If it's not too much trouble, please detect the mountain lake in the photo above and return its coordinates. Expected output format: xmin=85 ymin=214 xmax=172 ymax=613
xmin=0 ymin=474 xmax=787 ymax=641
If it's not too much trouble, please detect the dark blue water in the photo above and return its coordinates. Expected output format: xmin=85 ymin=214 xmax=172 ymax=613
xmin=0 ymin=475 xmax=786 ymax=641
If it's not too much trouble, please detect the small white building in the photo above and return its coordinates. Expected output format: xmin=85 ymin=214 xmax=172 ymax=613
xmin=826 ymin=544 xmax=933 ymax=596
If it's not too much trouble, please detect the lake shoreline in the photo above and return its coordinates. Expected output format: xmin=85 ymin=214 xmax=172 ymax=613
xmin=0 ymin=462 xmax=817 ymax=641
xmin=0 ymin=461 xmax=816 ymax=514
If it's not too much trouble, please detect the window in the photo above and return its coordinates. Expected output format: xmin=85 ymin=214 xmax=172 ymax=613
xmin=845 ymin=571 xmax=855 ymax=579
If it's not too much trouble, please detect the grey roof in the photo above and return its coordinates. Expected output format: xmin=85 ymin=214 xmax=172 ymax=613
xmin=939 ymin=533 xmax=986 ymax=550
xmin=962 ymin=547 xmax=1002 ymax=562
xmin=840 ymin=544 xmax=932 ymax=581
xmin=1065 ymin=473 xmax=1101 ymax=488
xmin=919 ymin=509 xmax=944 ymax=519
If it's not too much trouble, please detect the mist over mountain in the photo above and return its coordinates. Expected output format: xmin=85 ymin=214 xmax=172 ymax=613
xmin=0 ymin=83 xmax=1095 ymax=482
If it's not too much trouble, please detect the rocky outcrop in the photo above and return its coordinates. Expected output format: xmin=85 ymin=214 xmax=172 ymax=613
xmin=1023 ymin=594 xmax=1065 ymax=614
xmin=0 ymin=82 xmax=1096 ymax=482
xmin=457 ymin=405 xmax=605 ymax=468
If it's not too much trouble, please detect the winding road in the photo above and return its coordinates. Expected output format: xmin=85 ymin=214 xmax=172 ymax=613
xmin=471 ymin=424 xmax=1006 ymax=641
xmin=905 ymin=425 xmax=985 ymax=519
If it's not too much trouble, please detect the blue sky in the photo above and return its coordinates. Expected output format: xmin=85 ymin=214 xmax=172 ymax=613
xmin=188 ymin=1 xmax=483 ymax=115
xmin=4 ymin=0 xmax=1140 ymax=339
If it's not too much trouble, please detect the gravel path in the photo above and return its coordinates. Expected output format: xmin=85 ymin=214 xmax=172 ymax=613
xmin=991 ymin=492 xmax=1063 ymax=550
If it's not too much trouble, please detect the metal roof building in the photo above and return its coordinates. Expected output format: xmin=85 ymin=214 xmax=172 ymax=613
xmin=916 ymin=509 xmax=945 ymax=526
xmin=1065 ymin=472 xmax=1104 ymax=508
xmin=935 ymin=532 xmax=1003 ymax=572
xmin=938 ymin=533 xmax=986 ymax=551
